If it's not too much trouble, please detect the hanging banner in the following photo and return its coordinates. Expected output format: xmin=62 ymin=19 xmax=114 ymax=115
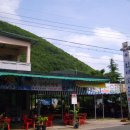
xmin=76 ymin=81 xmax=105 ymax=88
xmin=102 ymin=83 xmax=120 ymax=94
xmin=40 ymin=99 xmax=52 ymax=105
xmin=121 ymin=42 xmax=130 ymax=114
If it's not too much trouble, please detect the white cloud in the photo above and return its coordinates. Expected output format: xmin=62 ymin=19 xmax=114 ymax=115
xmin=93 ymin=27 xmax=127 ymax=45
xmin=42 ymin=27 xmax=126 ymax=76
xmin=67 ymin=34 xmax=94 ymax=44
xmin=63 ymin=27 xmax=128 ymax=49
xmin=0 ymin=1 xmax=125 ymax=76
xmin=0 ymin=0 xmax=21 ymax=22
xmin=69 ymin=51 xmax=124 ymax=76
xmin=34 ymin=26 xmax=126 ymax=77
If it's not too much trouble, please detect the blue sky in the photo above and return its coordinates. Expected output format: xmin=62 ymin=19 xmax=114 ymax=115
xmin=0 ymin=0 xmax=130 ymax=76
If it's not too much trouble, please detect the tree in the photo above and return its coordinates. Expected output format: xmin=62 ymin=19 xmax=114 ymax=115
xmin=100 ymin=69 xmax=105 ymax=75
xmin=105 ymin=58 xmax=121 ymax=83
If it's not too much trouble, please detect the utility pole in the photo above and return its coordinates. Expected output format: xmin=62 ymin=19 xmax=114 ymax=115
xmin=121 ymin=42 xmax=130 ymax=119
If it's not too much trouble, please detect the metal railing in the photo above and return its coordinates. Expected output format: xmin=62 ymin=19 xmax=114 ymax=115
xmin=0 ymin=60 xmax=31 ymax=71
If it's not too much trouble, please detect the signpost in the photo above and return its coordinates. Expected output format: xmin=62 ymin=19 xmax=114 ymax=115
xmin=71 ymin=93 xmax=77 ymax=121
xmin=121 ymin=42 xmax=130 ymax=119
xmin=71 ymin=93 xmax=78 ymax=128
xmin=71 ymin=93 xmax=77 ymax=105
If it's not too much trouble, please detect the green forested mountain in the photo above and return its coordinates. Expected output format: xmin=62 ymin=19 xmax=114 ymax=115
xmin=0 ymin=20 xmax=102 ymax=76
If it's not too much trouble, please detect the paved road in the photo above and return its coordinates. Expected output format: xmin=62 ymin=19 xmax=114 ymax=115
xmin=11 ymin=119 xmax=130 ymax=130
xmin=94 ymin=125 xmax=130 ymax=130
xmin=47 ymin=119 xmax=129 ymax=130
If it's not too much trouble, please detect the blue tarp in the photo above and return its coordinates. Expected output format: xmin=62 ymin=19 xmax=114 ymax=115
xmin=40 ymin=99 xmax=51 ymax=105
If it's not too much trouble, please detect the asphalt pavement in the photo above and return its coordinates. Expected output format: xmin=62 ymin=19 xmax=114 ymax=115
xmin=47 ymin=119 xmax=130 ymax=130
xmin=94 ymin=125 xmax=130 ymax=130
xmin=11 ymin=118 xmax=130 ymax=130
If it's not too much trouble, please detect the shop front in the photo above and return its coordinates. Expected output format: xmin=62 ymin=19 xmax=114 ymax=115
xmin=0 ymin=70 xmax=109 ymax=123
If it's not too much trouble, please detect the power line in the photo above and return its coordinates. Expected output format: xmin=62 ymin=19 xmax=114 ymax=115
xmin=42 ymin=37 xmax=121 ymax=52
xmin=51 ymin=52 xmax=124 ymax=63
xmin=42 ymin=53 xmax=124 ymax=67
xmin=17 ymin=7 xmax=130 ymax=34
xmin=0 ymin=29 xmax=124 ymax=69
xmin=86 ymin=61 xmax=124 ymax=66
xmin=0 ymin=10 xmax=129 ymax=36
xmin=0 ymin=15 xmax=127 ymax=40
xmin=73 ymin=55 xmax=123 ymax=63
xmin=0 ymin=15 xmax=91 ymax=33
xmin=0 ymin=23 xmax=122 ymax=55
xmin=7 ymin=20 xmax=92 ymax=36
xmin=48 ymin=41 xmax=122 ymax=55
xmin=0 ymin=12 xmax=130 ymax=39
xmin=0 ymin=11 xmax=92 ymax=29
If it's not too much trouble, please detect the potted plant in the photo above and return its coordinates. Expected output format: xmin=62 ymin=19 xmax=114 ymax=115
xmin=70 ymin=108 xmax=79 ymax=129
xmin=36 ymin=116 xmax=48 ymax=130
xmin=0 ymin=114 xmax=9 ymax=130
xmin=0 ymin=121 xmax=8 ymax=130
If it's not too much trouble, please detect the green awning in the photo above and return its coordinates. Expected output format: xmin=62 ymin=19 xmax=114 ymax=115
xmin=0 ymin=72 xmax=109 ymax=82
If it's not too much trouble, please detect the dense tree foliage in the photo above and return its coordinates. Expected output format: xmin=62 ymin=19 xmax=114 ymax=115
xmin=0 ymin=20 xmax=103 ymax=76
xmin=104 ymin=58 xmax=121 ymax=83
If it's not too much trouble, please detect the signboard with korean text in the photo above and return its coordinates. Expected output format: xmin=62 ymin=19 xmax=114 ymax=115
xmin=101 ymin=83 xmax=120 ymax=94
xmin=121 ymin=42 xmax=130 ymax=114
xmin=75 ymin=83 xmax=122 ymax=95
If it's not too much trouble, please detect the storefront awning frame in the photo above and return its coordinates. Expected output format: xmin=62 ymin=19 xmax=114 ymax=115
xmin=0 ymin=71 xmax=109 ymax=82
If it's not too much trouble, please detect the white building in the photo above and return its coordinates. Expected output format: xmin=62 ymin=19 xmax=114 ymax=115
xmin=0 ymin=30 xmax=35 ymax=71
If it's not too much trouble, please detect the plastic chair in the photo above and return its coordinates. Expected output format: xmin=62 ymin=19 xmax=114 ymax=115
xmin=5 ymin=117 xmax=11 ymax=130
xmin=22 ymin=115 xmax=34 ymax=130
xmin=78 ymin=117 xmax=85 ymax=125
xmin=0 ymin=117 xmax=11 ymax=130
xmin=46 ymin=115 xmax=53 ymax=127
xmin=63 ymin=115 xmax=69 ymax=125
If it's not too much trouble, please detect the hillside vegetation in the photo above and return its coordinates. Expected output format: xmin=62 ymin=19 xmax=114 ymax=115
xmin=0 ymin=20 xmax=102 ymax=76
